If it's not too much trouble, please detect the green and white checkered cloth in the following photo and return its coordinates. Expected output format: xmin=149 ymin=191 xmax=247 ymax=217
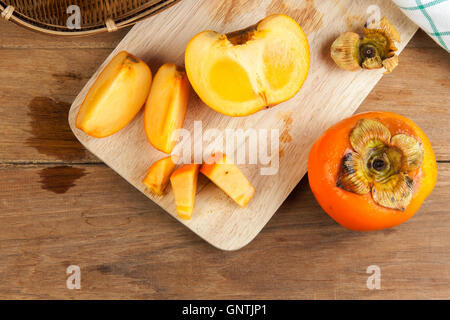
xmin=392 ymin=0 xmax=450 ymax=52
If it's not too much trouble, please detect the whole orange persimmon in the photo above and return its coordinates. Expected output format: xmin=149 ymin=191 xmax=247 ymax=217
xmin=308 ymin=112 xmax=437 ymax=231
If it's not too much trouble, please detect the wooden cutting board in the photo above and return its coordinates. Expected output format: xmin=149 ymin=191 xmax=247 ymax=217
xmin=68 ymin=0 xmax=417 ymax=250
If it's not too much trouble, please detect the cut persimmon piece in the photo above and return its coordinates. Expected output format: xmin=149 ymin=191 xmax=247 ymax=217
xmin=185 ymin=14 xmax=310 ymax=117
xmin=76 ymin=51 xmax=152 ymax=138
xmin=144 ymin=63 xmax=191 ymax=154
xmin=142 ymin=156 xmax=178 ymax=196
xmin=201 ymin=153 xmax=256 ymax=207
xmin=170 ymin=164 xmax=200 ymax=220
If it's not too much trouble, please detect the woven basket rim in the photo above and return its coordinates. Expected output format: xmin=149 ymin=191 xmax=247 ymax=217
xmin=0 ymin=0 xmax=181 ymax=36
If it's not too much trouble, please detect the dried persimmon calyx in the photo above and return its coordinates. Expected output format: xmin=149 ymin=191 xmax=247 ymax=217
xmin=337 ymin=119 xmax=424 ymax=211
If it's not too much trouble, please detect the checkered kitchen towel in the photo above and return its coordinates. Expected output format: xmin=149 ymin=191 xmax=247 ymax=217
xmin=392 ymin=0 xmax=450 ymax=52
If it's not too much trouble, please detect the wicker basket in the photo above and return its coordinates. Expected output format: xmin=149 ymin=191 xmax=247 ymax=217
xmin=0 ymin=0 xmax=181 ymax=35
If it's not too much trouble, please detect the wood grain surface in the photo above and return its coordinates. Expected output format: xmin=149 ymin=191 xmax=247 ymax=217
xmin=68 ymin=0 xmax=418 ymax=250
xmin=0 ymin=2 xmax=449 ymax=299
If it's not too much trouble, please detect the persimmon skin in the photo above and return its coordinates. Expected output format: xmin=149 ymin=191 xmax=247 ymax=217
xmin=308 ymin=112 xmax=437 ymax=231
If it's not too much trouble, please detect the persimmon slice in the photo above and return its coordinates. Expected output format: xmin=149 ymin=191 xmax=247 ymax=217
xmin=144 ymin=63 xmax=190 ymax=154
xmin=142 ymin=156 xmax=178 ymax=196
xmin=170 ymin=164 xmax=200 ymax=220
xmin=76 ymin=51 xmax=152 ymax=138
xmin=201 ymin=153 xmax=255 ymax=207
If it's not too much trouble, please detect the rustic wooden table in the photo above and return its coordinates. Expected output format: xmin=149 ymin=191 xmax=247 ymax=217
xmin=0 ymin=19 xmax=449 ymax=299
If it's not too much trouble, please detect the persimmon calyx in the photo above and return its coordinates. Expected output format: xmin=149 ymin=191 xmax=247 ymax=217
xmin=337 ymin=119 xmax=424 ymax=211
xmin=330 ymin=17 xmax=400 ymax=73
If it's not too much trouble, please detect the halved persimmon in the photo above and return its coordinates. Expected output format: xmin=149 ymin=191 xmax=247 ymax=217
xmin=185 ymin=14 xmax=310 ymax=117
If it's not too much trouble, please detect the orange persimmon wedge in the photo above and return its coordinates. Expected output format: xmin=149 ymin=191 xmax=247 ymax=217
xmin=142 ymin=156 xmax=178 ymax=196
xmin=76 ymin=51 xmax=152 ymax=138
xmin=185 ymin=14 xmax=310 ymax=116
xmin=170 ymin=164 xmax=200 ymax=220
xmin=201 ymin=153 xmax=256 ymax=207
xmin=144 ymin=63 xmax=190 ymax=154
